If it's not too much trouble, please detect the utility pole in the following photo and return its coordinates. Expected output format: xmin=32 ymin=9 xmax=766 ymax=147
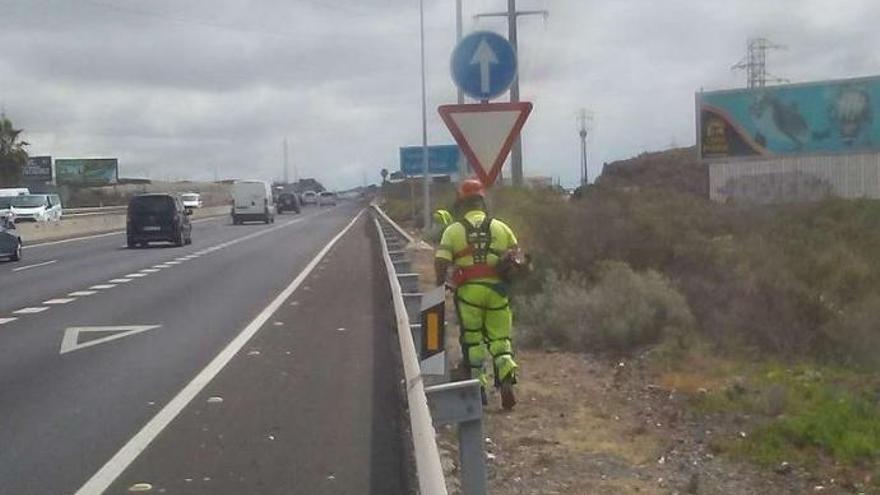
xmin=732 ymin=37 xmax=788 ymax=88
xmin=419 ymin=0 xmax=431 ymax=228
xmin=455 ymin=0 xmax=469 ymax=181
xmin=283 ymin=138 xmax=289 ymax=184
xmin=578 ymin=109 xmax=591 ymax=186
xmin=475 ymin=0 xmax=548 ymax=187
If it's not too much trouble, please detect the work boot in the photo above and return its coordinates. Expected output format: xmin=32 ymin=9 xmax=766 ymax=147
xmin=500 ymin=378 xmax=516 ymax=411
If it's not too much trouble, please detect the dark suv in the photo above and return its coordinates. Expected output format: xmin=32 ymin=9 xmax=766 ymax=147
xmin=127 ymin=193 xmax=192 ymax=248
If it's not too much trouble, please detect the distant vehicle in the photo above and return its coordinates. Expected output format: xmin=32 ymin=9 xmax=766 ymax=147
xmin=276 ymin=192 xmax=300 ymax=214
xmin=10 ymin=194 xmax=62 ymax=222
xmin=301 ymin=190 xmax=318 ymax=206
xmin=126 ymin=193 xmax=192 ymax=248
xmin=181 ymin=192 xmax=203 ymax=209
xmin=0 ymin=215 xmax=21 ymax=262
xmin=0 ymin=188 xmax=29 ymax=197
xmin=0 ymin=197 xmax=13 ymax=220
xmin=318 ymin=191 xmax=337 ymax=206
xmin=232 ymin=180 xmax=275 ymax=224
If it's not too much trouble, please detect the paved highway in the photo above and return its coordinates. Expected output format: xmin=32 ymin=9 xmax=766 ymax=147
xmin=0 ymin=203 xmax=407 ymax=494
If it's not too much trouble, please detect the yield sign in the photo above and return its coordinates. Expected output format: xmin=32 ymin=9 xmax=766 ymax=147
xmin=59 ymin=325 xmax=162 ymax=354
xmin=438 ymin=102 xmax=532 ymax=186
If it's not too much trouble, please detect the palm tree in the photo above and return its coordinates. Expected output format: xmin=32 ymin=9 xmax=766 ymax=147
xmin=0 ymin=115 xmax=28 ymax=187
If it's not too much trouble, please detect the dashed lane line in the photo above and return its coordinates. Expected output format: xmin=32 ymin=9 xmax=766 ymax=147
xmin=125 ymin=274 xmax=148 ymax=278
xmin=0 ymin=318 xmax=18 ymax=325
xmin=109 ymin=279 xmax=132 ymax=283
xmin=90 ymin=284 xmax=117 ymax=290
xmin=13 ymin=307 xmax=49 ymax=315
xmin=44 ymin=298 xmax=76 ymax=305
xmin=69 ymin=291 xmax=98 ymax=297
xmin=139 ymin=269 xmax=160 ymax=273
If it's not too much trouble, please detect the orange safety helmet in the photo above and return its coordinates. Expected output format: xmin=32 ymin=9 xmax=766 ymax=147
xmin=458 ymin=179 xmax=486 ymax=200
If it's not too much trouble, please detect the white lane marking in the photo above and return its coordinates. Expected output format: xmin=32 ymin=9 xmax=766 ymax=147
xmin=44 ymin=298 xmax=76 ymax=305
xmin=164 ymin=261 xmax=181 ymax=265
xmin=125 ymin=273 xmax=148 ymax=278
xmin=140 ymin=269 xmax=159 ymax=273
xmin=60 ymin=325 xmax=163 ymax=355
xmin=0 ymin=318 xmax=18 ymax=325
xmin=13 ymin=307 xmax=49 ymax=314
xmin=109 ymin=278 xmax=132 ymax=283
xmin=69 ymin=290 xmax=98 ymax=296
xmin=11 ymin=259 xmax=58 ymax=272
xmin=74 ymin=209 xmax=363 ymax=495
xmin=152 ymin=264 xmax=170 ymax=269
xmin=90 ymin=284 xmax=117 ymax=290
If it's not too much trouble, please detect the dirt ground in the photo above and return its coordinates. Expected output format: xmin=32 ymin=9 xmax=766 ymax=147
xmin=407 ymin=246 xmax=842 ymax=495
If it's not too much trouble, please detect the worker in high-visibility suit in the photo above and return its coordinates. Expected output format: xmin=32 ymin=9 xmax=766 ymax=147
xmin=435 ymin=179 xmax=520 ymax=410
xmin=428 ymin=208 xmax=454 ymax=244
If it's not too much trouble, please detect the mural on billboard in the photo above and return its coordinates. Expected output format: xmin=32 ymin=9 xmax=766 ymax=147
xmin=55 ymin=158 xmax=118 ymax=185
xmin=700 ymin=76 xmax=879 ymax=158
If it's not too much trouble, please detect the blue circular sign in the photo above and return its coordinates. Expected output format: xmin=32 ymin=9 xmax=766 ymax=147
xmin=450 ymin=31 xmax=517 ymax=101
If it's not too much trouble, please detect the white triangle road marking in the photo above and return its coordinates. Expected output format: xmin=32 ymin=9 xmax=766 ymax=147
xmin=59 ymin=325 xmax=162 ymax=355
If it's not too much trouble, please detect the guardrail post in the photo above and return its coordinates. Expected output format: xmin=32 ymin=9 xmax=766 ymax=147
xmin=425 ymin=379 xmax=487 ymax=495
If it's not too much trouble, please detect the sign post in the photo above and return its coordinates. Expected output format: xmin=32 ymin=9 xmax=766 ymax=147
xmin=444 ymin=30 xmax=532 ymax=187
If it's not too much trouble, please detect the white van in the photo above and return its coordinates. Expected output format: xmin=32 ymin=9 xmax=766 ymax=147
xmin=231 ymin=180 xmax=275 ymax=224
xmin=10 ymin=194 xmax=63 ymax=222
xmin=0 ymin=188 xmax=29 ymax=197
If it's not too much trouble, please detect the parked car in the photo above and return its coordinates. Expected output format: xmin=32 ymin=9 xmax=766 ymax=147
xmin=0 ymin=215 xmax=22 ymax=261
xmin=10 ymin=194 xmax=62 ymax=222
xmin=126 ymin=193 xmax=192 ymax=248
xmin=232 ymin=180 xmax=275 ymax=224
xmin=181 ymin=192 xmax=203 ymax=209
xmin=276 ymin=192 xmax=300 ymax=214
xmin=318 ymin=191 xmax=337 ymax=206
xmin=301 ymin=190 xmax=317 ymax=206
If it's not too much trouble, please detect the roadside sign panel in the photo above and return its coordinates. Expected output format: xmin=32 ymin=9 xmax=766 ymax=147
xmin=438 ymin=102 xmax=533 ymax=186
xmin=55 ymin=158 xmax=118 ymax=186
xmin=23 ymin=156 xmax=52 ymax=183
xmin=399 ymin=145 xmax=463 ymax=176
xmin=451 ymin=31 xmax=517 ymax=101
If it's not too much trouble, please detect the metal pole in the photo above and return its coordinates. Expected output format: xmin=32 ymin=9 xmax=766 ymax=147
xmin=420 ymin=0 xmax=431 ymax=229
xmin=459 ymin=419 xmax=487 ymax=495
xmin=508 ymin=0 xmax=523 ymax=187
xmin=283 ymin=138 xmax=289 ymax=184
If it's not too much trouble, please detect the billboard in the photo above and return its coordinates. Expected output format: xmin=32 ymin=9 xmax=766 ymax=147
xmin=400 ymin=145 xmax=463 ymax=176
xmin=55 ymin=158 xmax=118 ymax=186
xmin=23 ymin=156 xmax=52 ymax=182
xmin=699 ymin=75 xmax=880 ymax=159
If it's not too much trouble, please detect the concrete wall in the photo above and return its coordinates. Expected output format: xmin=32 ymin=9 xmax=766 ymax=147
xmin=709 ymin=151 xmax=880 ymax=204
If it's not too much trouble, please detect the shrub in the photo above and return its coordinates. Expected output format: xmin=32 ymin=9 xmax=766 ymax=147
xmin=516 ymin=262 xmax=695 ymax=354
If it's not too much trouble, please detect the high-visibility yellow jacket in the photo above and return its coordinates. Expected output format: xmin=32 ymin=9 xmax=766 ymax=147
xmin=435 ymin=210 xmax=518 ymax=284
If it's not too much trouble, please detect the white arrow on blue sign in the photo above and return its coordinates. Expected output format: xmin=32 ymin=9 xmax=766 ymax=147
xmin=450 ymin=31 xmax=517 ymax=101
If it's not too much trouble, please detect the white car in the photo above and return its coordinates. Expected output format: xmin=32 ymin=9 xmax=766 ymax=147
xmin=181 ymin=192 xmax=203 ymax=209
xmin=318 ymin=191 xmax=337 ymax=206
xmin=301 ymin=191 xmax=317 ymax=206
xmin=10 ymin=194 xmax=62 ymax=222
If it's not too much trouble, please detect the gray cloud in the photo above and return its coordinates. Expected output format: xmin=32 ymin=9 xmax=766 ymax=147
xmin=2 ymin=0 xmax=878 ymax=189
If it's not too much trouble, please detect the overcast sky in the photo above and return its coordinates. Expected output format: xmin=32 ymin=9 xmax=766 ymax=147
xmin=2 ymin=0 xmax=879 ymax=189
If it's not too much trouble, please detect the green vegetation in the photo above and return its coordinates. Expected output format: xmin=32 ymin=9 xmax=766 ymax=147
xmin=0 ymin=115 xmax=28 ymax=187
xmin=692 ymin=364 xmax=880 ymax=469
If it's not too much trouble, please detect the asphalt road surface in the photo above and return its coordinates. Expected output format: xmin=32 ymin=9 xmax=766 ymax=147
xmin=0 ymin=203 xmax=408 ymax=494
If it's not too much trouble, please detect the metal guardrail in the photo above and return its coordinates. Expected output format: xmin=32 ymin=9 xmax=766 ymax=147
xmin=65 ymin=206 xmax=128 ymax=217
xmin=373 ymin=202 xmax=416 ymax=245
xmin=372 ymin=204 xmax=487 ymax=495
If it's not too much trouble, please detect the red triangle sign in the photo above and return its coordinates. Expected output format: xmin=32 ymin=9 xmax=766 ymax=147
xmin=438 ymin=102 xmax=532 ymax=187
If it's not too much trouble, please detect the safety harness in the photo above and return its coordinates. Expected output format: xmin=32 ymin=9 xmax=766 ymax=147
xmin=451 ymin=216 xmax=506 ymax=287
